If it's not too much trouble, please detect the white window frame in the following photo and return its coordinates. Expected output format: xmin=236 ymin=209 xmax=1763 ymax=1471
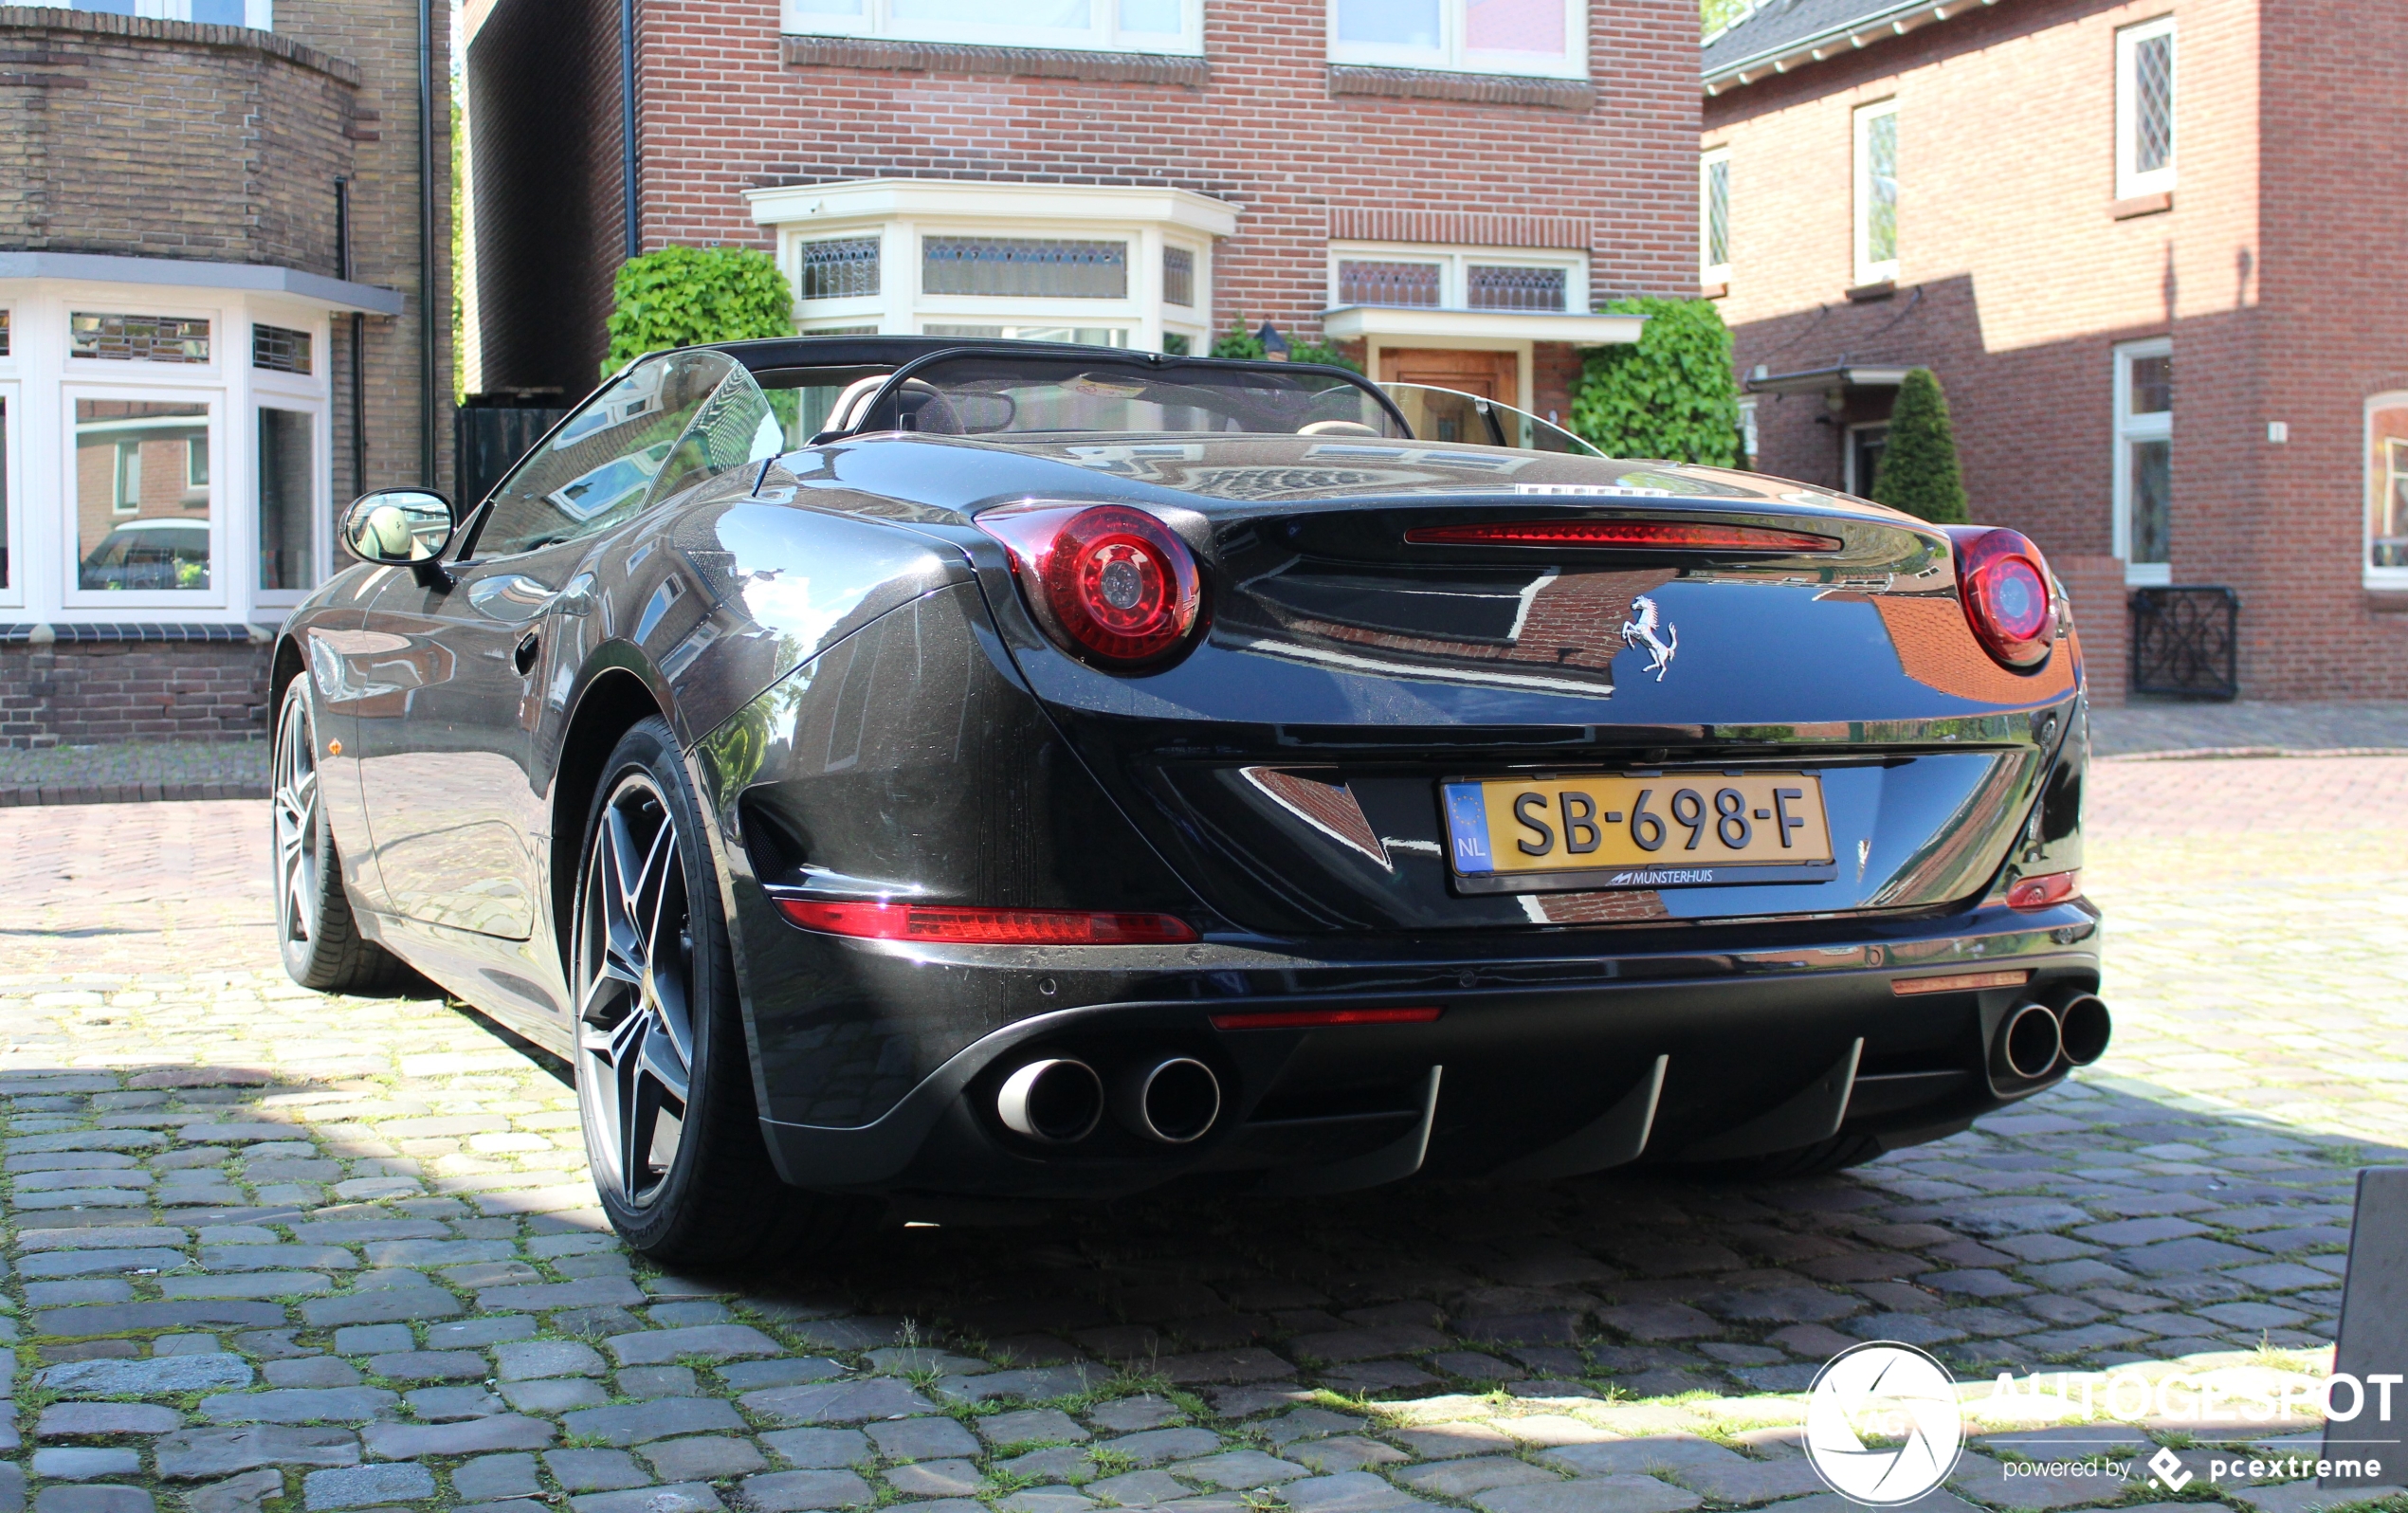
xmin=60 ymin=379 xmax=228 ymax=611
xmin=248 ymin=312 xmax=335 ymax=610
xmin=1326 ymin=0 xmax=1587 ymax=81
xmin=2365 ymin=393 xmax=2408 ymax=590
xmin=752 ymin=181 xmax=1228 ymax=357
xmin=1844 ymin=420 xmax=1889 ymax=497
xmin=783 ymin=0 xmax=1202 ymax=56
xmin=2112 ymin=337 xmax=2172 ymax=587
xmin=2115 ymin=16 xmax=2177 ymax=200
xmin=1700 ymin=147 xmax=1731 ymax=284
xmin=1852 ymin=100 xmax=1899 ymax=287
xmin=1325 ymin=242 xmax=1589 ymax=314
xmin=0 ymin=377 xmax=21 ymax=611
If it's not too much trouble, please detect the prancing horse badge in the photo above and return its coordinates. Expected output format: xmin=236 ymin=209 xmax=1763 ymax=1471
xmin=1620 ymin=595 xmax=1678 ymax=681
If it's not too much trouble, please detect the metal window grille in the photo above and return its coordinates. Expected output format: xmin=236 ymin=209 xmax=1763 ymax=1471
xmin=252 ymin=323 xmax=313 ymax=375
xmin=71 ymin=312 xmax=211 ymax=364
xmin=1705 ymin=157 xmax=1730 ymax=268
xmin=1163 ymin=246 xmax=1195 ymax=307
xmin=2133 ymin=32 xmax=2173 ymax=173
xmin=797 ymin=238 xmax=881 ymax=301
xmin=1468 ymin=265 xmax=1566 ymax=312
xmin=1338 ymin=260 xmax=1441 ymax=307
xmin=922 ymin=238 xmax=1127 ymax=299
xmin=2129 ymin=586 xmax=2236 ymax=700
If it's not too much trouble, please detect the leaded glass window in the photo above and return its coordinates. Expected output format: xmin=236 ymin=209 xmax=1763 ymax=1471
xmin=1856 ymin=105 xmax=1898 ymax=278
xmin=1703 ymin=153 xmax=1731 ymax=273
xmin=922 ymin=238 xmax=1127 ymax=299
xmin=1468 ymin=264 xmax=1565 ymax=311
xmin=798 ymin=238 xmax=881 ymax=301
xmin=1338 ymin=261 xmax=1441 ymax=307
xmin=2133 ymin=32 xmax=2172 ymax=173
xmin=71 ymin=312 xmax=211 ymax=364
xmin=252 ymin=323 xmax=313 ymax=374
xmin=1163 ymin=246 xmax=1195 ymax=307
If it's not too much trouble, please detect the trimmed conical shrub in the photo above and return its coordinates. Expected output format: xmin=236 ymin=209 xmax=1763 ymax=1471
xmin=1870 ymin=367 xmax=1968 ymax=522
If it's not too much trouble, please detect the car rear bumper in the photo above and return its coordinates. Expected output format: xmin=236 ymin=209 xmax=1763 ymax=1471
xmin=755 ymin=897 xmax=2103 ymax=1201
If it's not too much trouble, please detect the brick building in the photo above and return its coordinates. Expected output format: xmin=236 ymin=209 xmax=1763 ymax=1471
xmin=1698 ymin=0 xmax=2408 ymax=701
xmin=0 ymin=0 xmax=452 ymax=745
xmin=462 ymin=0 xmax=1698 ymax=432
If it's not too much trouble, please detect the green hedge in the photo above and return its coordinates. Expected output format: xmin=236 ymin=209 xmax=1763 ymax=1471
xmin=1567 ymin=298 xmax=1742 ymax=465
xmin=604 ymin=246 xmax=794 ymax=376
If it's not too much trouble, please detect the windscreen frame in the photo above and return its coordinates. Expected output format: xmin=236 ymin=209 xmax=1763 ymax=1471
xmin=817 ymin=347 xmax=1414 ymax=445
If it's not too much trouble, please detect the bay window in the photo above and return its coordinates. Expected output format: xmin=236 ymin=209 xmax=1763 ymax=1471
xmin=0 ymin=278 xmax=348 ymax=626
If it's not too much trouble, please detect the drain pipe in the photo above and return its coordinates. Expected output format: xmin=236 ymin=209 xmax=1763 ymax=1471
xmin=416 ymin=0 xmax=438 ymax=488
xmin=621 ymin=0 xmax=639 ymax=259
xmin=337 ymin=177 xmax=365 ymax=497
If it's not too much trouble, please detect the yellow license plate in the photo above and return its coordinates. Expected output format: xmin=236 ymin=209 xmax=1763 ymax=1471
xmin=1441 ymin=773 xmax=1835 ymax=894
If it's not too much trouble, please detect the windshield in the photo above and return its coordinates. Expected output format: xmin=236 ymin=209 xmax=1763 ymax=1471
xmin=1379 ymin=383 xmax=1606 ymax=457
xmin=834 ymin=354 xmax=1409 ymax=440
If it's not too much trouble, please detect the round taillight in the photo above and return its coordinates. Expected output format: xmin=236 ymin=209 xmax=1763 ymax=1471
xmin=1046 ymin=506 xmax=1198 ymax=663
xmin=1947 ymin=526 xmax=2057 ymax=668
xmin=980 ymin=503 xmax=1203 ymax=669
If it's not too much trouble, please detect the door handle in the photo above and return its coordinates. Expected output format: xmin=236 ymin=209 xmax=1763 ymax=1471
xmin=513 ymin=630 xmax=540 ymax=676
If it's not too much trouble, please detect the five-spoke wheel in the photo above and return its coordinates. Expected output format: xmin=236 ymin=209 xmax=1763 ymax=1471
xmin=575 ymin=772 xmax=697 ymax=1211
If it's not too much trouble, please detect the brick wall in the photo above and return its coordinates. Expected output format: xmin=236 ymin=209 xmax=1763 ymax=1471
xmin=464 ymin=0 xmax=624 ymax=396
xmin=0 ymin=642 xmax=271 ymax=747
xmin=277 ymin=0 xmax=456 ymax=497
xmin=0 ymin=9 xmax=360 ymax=268
xmin=1704 ymin=0 xmax=2408 ymax=698
xmin=466 ymin=0 xmax=1701 ymax=390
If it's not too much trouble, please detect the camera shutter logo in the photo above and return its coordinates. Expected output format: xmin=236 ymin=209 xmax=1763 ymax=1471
xmin=1804 ymin=1342 xmax=1965 ymax=1505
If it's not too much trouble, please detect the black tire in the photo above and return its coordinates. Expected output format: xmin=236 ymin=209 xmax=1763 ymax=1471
xmin=1699 ymin=1133 xmax=1888 ymax=1181
xmin=571 ymin=717 xmax=868 ymax=1267
xmin=273 ymin=680 xmax=411 ymax=993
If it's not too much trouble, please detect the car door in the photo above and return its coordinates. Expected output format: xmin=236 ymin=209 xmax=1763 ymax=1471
xmin=350 ymin=348 xmax=781 ymax=940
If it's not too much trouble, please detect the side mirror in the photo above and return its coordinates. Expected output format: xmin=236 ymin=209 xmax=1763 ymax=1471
xmin=342 ymin=488 xmax=455 ymax=586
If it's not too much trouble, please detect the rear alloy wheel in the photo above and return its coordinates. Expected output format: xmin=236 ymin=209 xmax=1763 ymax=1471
xmin=272 ymin=680 xmax=408 ymax=993
xmin=572 ymin=718 xmax=866 ymax=1265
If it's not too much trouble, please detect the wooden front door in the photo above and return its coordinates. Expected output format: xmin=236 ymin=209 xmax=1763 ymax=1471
xmin=1378 ymin=348 xmax=1520 ymax=409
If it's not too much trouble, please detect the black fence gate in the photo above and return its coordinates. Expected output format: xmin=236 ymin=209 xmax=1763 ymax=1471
xmin=454 ymin=393 xmax=568 ymax=512
xmin=2129 ymin=586 xmax=2239 ymax=700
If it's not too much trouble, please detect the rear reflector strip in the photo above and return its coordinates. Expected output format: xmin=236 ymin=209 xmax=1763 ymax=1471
xmin=2005 ymin=869 xmax=2082 ymax=911
xmin=776 ymin=900 xmax=1197 ymax=945
xmin=1403 ymin=519 xmax=1843 ymax=553
xmin=1892 ymin=969 xmax=2033 ymax=997
xmin=1209 ymin=1006 xmax=1444 ymax=1030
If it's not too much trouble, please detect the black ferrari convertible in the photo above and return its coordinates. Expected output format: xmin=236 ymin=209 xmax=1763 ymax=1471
xmin=274 ymin=337 xmax=2106 ymax=1264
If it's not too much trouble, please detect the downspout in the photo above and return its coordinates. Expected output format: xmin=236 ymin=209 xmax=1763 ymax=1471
xmin=417 ymin=0 xmax=438 ymax=486
xmin=621 ymin=0 xmax=639 ymax=259
xmin=337 ymin=177 xmax=365 ymax=497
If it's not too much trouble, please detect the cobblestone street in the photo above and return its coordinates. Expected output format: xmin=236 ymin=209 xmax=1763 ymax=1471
xmin=4 ymin=756 xmax=2404 ymax=1513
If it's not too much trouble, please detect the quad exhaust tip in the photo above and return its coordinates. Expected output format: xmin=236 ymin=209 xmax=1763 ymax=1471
xmin=1998 ymin=1002 xmax=2064 ymax=1082
xmin=1118 ymin=1057 xmax=1222 ymax=1144
xmin=996 ymin=1058 xmax=1104 ymax=1144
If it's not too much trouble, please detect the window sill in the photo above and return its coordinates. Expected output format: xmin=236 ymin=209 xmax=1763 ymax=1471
xmin=1326 ymin=64 xmax=1594 ymax=110
xmin=1701 ymin=279 xmax=1729 ymax=300
xmin=778 ymin=34 xmax=1209 ymax=85
xmin=1845 ymin=279 xmax=1896 ymax=303
xmin=2112 ymin=191 xmax=2173 ymax=220
xmin=2366 ymin=589 xmax=2408 ymax=614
